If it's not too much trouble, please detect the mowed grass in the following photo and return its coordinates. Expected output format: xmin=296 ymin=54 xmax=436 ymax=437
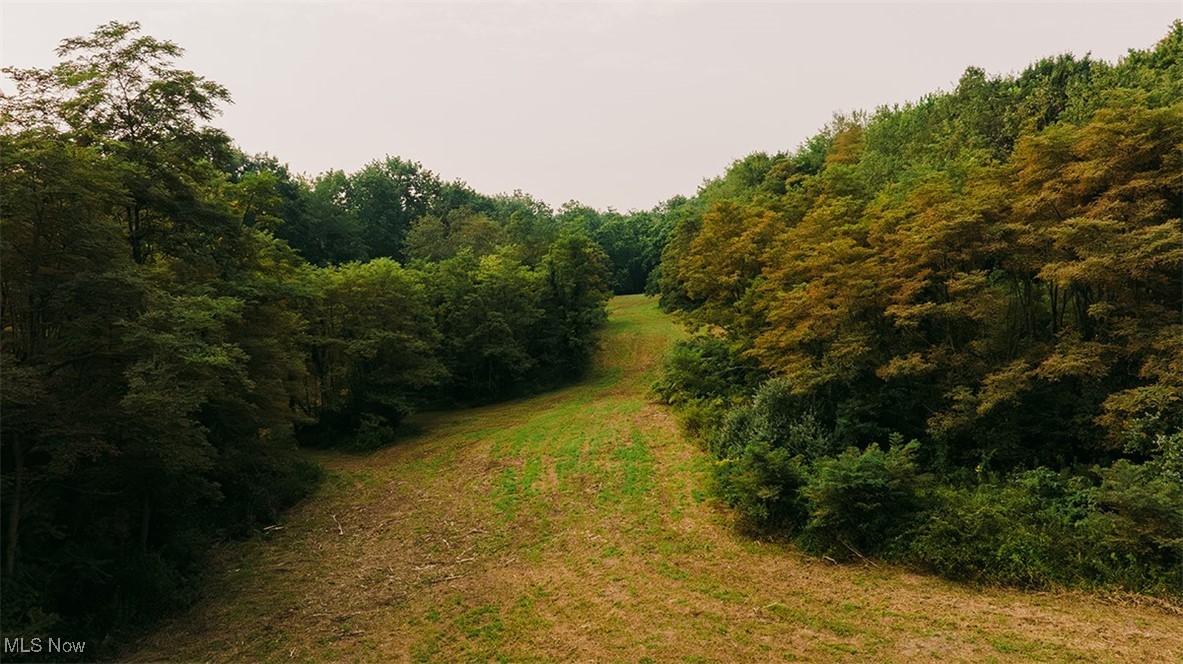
xmin=127 ymin=295 xmax=1183 ymax=663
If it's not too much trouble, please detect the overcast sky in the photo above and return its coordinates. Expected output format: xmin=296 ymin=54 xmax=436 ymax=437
xmin=3 ymin=2 xmax=1179 ymax=211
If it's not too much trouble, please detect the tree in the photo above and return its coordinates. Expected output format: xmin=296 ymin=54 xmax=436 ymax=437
xmin=657 ymin=22 xmax=1183 ymax=493
xmin=0 ymin=129 xmax=136 ymax=575
xmin=299 ymin=259 xmax=445 ymax=443
xmin=536 ymin=232 xmax=612 ymax=374
xmin=421 ymin=251 xmax=544 ymax=400
xmin=3 ymin=20 xmax=236 ymax=266
xmin=348 ymin=158 xmax=443 ymax=260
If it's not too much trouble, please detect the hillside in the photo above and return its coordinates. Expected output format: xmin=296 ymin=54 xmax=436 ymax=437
xmin=126 ymin=296 xmax=1183 ymax=662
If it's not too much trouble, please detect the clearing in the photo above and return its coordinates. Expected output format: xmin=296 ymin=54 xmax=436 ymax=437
xmin=128 ymin=295 xmax=1182 ymax=662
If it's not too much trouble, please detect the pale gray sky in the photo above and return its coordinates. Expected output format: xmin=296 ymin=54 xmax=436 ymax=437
xmin=2 ymin=2 xmax=1179 ymax=211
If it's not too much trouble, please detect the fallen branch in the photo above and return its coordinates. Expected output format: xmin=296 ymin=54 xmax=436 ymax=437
xmin=332 ymin=514 xmax=344 ymax=535
xmin=839 ymin=538 xmax=878 ymax=568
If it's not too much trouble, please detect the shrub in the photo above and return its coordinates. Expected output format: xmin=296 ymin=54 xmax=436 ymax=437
xmin=714 ymin=441 xmax=810 ymax=532
xmin=710 ymin=378 xmax=840 ymax=462
xmin=909 ymin=462 xmax=1182 ymax=596
xmin=710 ymin=403 xmax=757 ymax=458
xmin=676 ymin=397 xmax=738 ymax=439
xmin=1090 ymin=459 xmax=1183 ymax=581
xmin=652 ymin=335 xmax=764 ymax=435
xmin=800 ymin=441 xmax=926 ymax=559
xmin=908 ymin=472 xmax=1094 ymax=587
xmin=348 ymin=413 xmax=396 ymax=451
xmin=214 ymin=448 xmax=323 ymax=536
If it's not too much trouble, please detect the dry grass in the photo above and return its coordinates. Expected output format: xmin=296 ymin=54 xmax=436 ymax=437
xmin=126 ymin=295 xmax=1183 ymax=663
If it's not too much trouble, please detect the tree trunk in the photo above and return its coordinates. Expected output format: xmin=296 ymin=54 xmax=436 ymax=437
xmin=139 ymin=494 xmax=152 ymax=552
xmin=5 ymin=435 xmax=24 ymax=575
xmin=129 ymin=204 xmax=146 ymax=264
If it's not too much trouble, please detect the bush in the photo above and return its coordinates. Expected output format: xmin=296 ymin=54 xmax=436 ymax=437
xmin=1090 ymin=459 xmax=1183 ymax=583
xmin=214 ymin=447 xmax=323 ymax=536
xmin=909 ymin=462 xmax=1182 ymax=596
xmin=652 ymin=335 xmax=764 ymax=435
xmin=909 ymin=471 xmax=1091 ymax=587
xmin=711 ymin=403 xmax=758 ymax=458
xmin=348 ymin=413 xmax=397 ymax=451
xmin=800 ymin=441 xmax=926 ymax=559
xmin=714 ymin=441 xmax=810 ymax=532
xmin=710 ymin=378 xmax=840 ymax=462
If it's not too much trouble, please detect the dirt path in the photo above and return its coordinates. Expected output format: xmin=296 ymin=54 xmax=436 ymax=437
xmin=127 ymin=295 xmax=1182 ymax=662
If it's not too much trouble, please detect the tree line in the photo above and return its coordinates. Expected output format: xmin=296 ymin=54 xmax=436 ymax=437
xmin=654 ymin=23 xmax=1182 ymax=596
xmin=0 ymin=21 xmax=654 ymax=651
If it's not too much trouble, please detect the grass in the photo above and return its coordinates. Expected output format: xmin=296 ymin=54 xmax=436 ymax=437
xmin=125 ymin=295 xmax=1183 ymax=663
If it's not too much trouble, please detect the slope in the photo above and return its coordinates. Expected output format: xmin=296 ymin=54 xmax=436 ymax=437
xmin=127 ymin=295 xmax=1182 ymax=662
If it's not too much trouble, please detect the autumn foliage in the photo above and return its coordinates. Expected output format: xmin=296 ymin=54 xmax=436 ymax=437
xmin=657 ymin=24 xmax=1182 ymax=594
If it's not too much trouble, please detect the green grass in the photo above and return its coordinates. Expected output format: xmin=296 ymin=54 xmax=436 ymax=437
xmin=125 ymin=295 xmax=1183 ymax=664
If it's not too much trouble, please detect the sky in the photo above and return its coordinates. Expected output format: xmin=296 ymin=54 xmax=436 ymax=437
xmin=2 ymin=2 xmax=1179 ymax=211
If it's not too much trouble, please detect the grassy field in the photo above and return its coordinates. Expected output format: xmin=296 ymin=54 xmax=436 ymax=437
xmin=127 ymin=295 xmax=1182 ymax=662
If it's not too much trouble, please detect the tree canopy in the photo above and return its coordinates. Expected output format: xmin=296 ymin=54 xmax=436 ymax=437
xmin=0 ymin=21 xmax=615 ymax=650
xmin=654 ymin=23 xmax=1182 ymax=595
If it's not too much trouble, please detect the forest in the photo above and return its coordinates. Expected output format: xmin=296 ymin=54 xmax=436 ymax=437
xmin=1 ymin=18 xmax=1181 ymax=659
xmin=654 ymin=23 xmax=1182 ymax=595
xmin=0 ymin=21 xmax=670 ymax=647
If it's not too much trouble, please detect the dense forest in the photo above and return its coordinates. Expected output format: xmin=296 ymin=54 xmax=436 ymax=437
xmin=2 ymin=17 xmax=1181 ymax=658
xmin=0 ymin=21 xmax=673 ymax=648
xmin=654 ymin=24 xmax=1182 ymax=594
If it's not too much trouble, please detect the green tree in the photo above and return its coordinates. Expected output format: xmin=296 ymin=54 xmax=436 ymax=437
xmin=0 ymin=129 xmax=136 ymax=576
xmin=536 ymin=232 xmax=613 ymax=374
xmin=3 ymin=20 xmax=236 ymax=266
xmin=299 ymin=259 xmax=444 ymax=443
xmin=348 ymin=158 xmax=442 ymax=260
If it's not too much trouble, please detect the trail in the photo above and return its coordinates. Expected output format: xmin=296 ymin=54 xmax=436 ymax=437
xmin=129 ymin=295 xmax=1182 ymax=662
